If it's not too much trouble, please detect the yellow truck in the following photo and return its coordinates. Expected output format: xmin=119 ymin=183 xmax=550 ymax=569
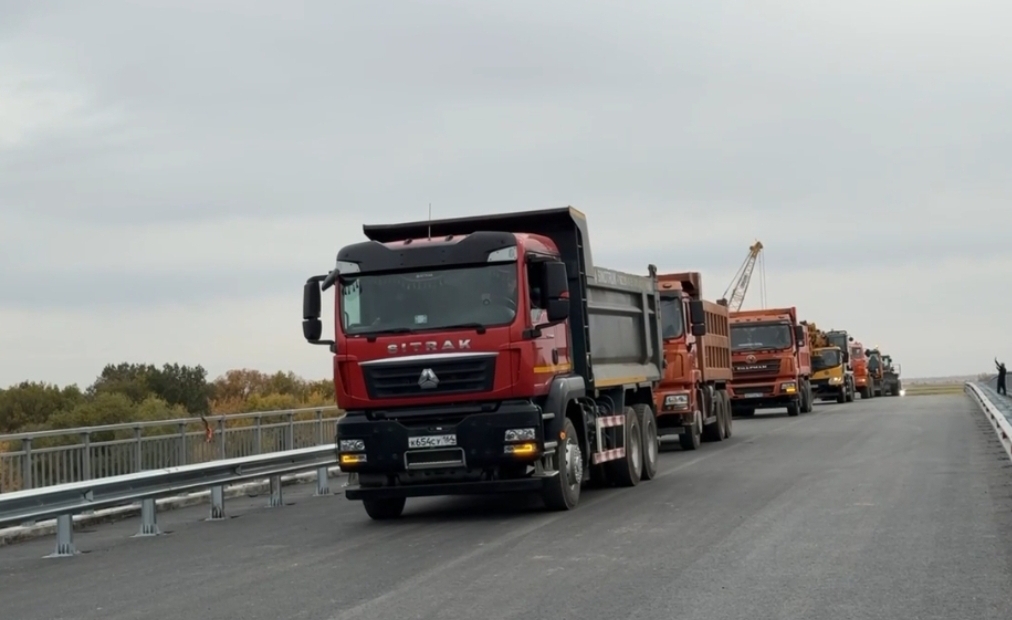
xmin=804 ymin=322 xmax=855 ymax=403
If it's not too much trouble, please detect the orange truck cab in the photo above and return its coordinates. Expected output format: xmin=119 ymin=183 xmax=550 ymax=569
xmin=728 ymin=306 xmax=813 ymax=417
xmin=653 ymin=272 xmax=733 ymax=451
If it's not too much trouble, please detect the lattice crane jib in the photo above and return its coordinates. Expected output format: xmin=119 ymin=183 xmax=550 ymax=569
xmin=719 ymin=241 xmax=765 ymax=312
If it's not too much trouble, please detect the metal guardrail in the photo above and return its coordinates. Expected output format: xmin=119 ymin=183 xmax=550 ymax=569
xmin=0 ymin=406 xmax=342 ymax=494
xmin=0 ymin=444 xmax=339 ymax=557
xmin=965 ymin=382 xmax=1012 ymax=461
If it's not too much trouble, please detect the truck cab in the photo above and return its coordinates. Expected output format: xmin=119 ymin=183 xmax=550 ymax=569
xmin=728 ymin=307 xmax=812 ymax=417
xmin=849 ymin=340 xmax=874 ymax=399
xmin=808 ymin=327 xmax=855 ymax=403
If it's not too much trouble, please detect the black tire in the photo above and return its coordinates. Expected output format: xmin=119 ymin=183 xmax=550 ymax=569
xmin=701 ymin=395 xmax=724 ymax=442
xmin=720 ymin=391 xmax=732 ymax=438
xmin=859 ymin=386 xmax=870 ymax=399
xmin=846 ymin=381 xmax=855 ymax=402
xmin=787 ymin=399 xmax=800 ymax=417
xmin=679 ymin=413 xmax=702 ymax=450
xmin=801 ymin=381 xmax=813 ymax=413
xmin=542 ymin=417 xmax=583 ymax=510
xmin=607 ymin=407 xmax=642 ymax=487
xmin=362 ymin=497 xmax=406 ymax=520
xmin=634 ymin=403 xmax=659 ymax=481
xmin=836 ymin=386 xmax=847 ymax=404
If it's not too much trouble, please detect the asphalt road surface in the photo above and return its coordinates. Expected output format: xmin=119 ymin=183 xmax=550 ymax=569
xmin=3 ymin=393 xmax=1012 ymax=620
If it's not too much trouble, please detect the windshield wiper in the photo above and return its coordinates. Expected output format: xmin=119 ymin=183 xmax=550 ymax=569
xmin=441 ymin=322 xmax=487 ymax=334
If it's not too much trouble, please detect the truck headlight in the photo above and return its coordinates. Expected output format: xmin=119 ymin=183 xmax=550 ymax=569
xmin=339 ymin=439 xmax=365 ymax=452
xmin=829 ymin=377 xmax=842 ymax=385
xmin=664 ymin=394 xmax=689 ymax=409
xmin=782 ymin=382 xmax=797 ymax=393
xmin=505 ymin=428 xmax=536 ymax=442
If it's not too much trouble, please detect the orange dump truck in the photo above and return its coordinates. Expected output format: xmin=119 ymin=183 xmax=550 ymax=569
xmin=729 ymin=306 xmax=812 ymax=417
xmin=653 ymin=272 xmax=733 ymax=450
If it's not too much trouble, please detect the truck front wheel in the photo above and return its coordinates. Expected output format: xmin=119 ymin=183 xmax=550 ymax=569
xmin=362 ymin=497 xmax=406 ymax=520
xmin=542 ymin=417 xmax=582 ymax=511
xmin=787 ymin=399 xmax=800 ymax=416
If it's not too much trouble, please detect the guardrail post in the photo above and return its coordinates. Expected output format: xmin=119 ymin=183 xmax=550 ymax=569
xmin=177 ymin=422 xmax=187 ymax=465
xmin=315 ymin=466 xmax=330 ymax=496
xmin=80 ymin=432 xmax=94 ymax=515
xmin=45 ymin=514 xmax=78 ymax=558
xmin=269 ymin=475 xmax=284 ymax=507
xmin=286 ymin=412 xmax=295 ymax=450
xmin=135 ymin=498 xmax=161 ymax=536
xmin=218 ymin=418 xmax=226 ymax=459
xmin=209 ymin=485 xmax=226 ymax=520
xmin=22 ymin=437 xmax=33 ymax=490
xmin=80 ymin=432 xmax=92 ymax=480
xmin=254 ymin=416 xmax=262 ymax=454
xmin=133 ymin=427 xmax=143 ymax=472
xmin=316 ymin=409 xmax=324 ymax=444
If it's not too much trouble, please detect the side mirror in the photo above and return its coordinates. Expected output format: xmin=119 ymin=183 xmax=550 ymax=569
xmin=794 ymin=325 xmax=805 ymax=345
xmin=688 ymin=299 xmax=705 ymax=325
xmin=542 ymin=261 xmax=570 ymax=323
xmin=303 ymin=276 xmax=335 ymax=347
xmin=691 ymin=323 xmax=706 ymax=337
xmin=842 ymin=351 xmax=850 ymax=364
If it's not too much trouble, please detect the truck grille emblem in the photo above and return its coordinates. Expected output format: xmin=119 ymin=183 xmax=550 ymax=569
xmin=746 ymin=355 xmax=756 ymax=363
xmin=418 ymin=368 xmax=439 ymax=389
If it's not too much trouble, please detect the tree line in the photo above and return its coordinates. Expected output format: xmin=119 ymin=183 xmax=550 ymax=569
xmin=0 ymin=363 xmax=336 ymax=435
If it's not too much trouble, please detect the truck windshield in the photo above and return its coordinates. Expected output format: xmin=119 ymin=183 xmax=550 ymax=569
xmin=827 ymin=334 xmax=847 ymax=350
xmin=660 ymin=297 xmax=684 ymax=339
xmin=731 ymin=323 xmax=793 ymax=351
xmin=868 ymin=355 xmax=881 ymax=371
xmin=812 ymin=349 xmax=842 ymax=370
xmin=340 ymin=264 xmax=518 ymax=335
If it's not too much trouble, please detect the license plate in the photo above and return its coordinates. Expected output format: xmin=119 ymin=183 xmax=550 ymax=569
xmin=408 ymin=434 xmax=457 ymax=449
xmin=744 ymin=392 xmax=764 ymax=398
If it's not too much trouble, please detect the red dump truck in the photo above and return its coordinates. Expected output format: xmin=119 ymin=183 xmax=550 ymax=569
xmin=728 ymin=306 xmax=812 ymax=417
xmin=301 ymin=207 xmax=666 ymax=520
xmin=653 ymin=272 xmax=733 ymax=450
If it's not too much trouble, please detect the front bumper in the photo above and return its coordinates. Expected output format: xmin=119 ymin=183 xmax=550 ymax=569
xmin=728 ymin=381 xmax=799 ymax=409
xmin=811 ymin=379 xmax=845 ymax=397
xmin=335 ymin=400 xmax=549 ymax=499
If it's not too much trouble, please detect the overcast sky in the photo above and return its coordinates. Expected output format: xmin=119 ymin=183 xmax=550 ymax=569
xmin=2 ymin=0 xmax=1010 ymax=387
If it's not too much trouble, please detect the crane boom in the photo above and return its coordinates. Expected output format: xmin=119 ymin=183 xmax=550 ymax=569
xmin=719 ymin=241 xmax=764 ymax=312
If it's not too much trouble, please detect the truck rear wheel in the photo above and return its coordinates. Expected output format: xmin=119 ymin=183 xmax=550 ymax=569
xmin=633 ymin=403 xmax=659 ymax=481
xmin=720 ymin=391 xmax=732 ymax=438
xmin=836 ymin=387 xmax=847 ymax=404
xmin=362 ymin=497 xmax=406 ymax=520
xmin=801 ymin=381 xmax=813 ymax=413
xmin=606 ymin=406 xmax=642 ymax=487
xmin=542 ymin=417 xmax=582 ymax=510
xmin=859 ymin=386 xmax=870 ymax=399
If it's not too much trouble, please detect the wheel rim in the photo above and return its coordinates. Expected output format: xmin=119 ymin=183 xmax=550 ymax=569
xmin=565 ymin=437 xmax=583 ymax=489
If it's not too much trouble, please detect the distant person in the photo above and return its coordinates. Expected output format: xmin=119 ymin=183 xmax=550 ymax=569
xmin=996 ymin=358 xmax=1007 ymax=396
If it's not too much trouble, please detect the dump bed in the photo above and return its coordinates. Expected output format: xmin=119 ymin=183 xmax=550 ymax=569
xmin=699 ymin=299 xmax=732 ymax=383
xmin=362 ymin=206 xmax=663 ymax=390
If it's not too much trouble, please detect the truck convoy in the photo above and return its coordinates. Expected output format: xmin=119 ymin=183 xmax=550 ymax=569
xmin=806 ymin=322 xmax=855 ymax=403
xmin=653 ymin=272 xmax=733 ymax=450
xmin=728 ymin=307 xmax=812 ymax=417
xmin=301 ymin=207 xmax=667 ymax=520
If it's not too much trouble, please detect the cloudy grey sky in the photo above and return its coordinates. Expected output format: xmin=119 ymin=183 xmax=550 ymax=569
xmin=2 ymin=0 xmax=1010 ymax=386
